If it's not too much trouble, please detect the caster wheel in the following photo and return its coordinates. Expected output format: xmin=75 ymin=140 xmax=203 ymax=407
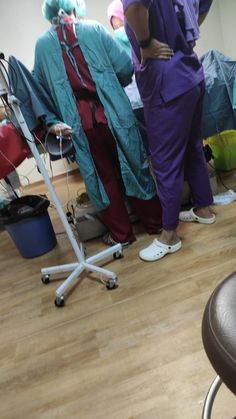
xmin=106 ymin=277 xmax=118 ymax=290
xmin=54 ymin=296 xmax=65 ymax=307
xmin=113 ymin=250 xmax=123 ymax=260
xmin=41 ymin=274 xmax=50 ymax=284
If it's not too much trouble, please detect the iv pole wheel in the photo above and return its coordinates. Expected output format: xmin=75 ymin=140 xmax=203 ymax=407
xmin=106 ymin=277 xmax=118 ymax=290
xmin=113 ymin=250 xmax=123 ymax=260
xmin=54 ymin=295 xmax=65 ymax=307
xmin=41 ymin=274 xmax=51 ymax=284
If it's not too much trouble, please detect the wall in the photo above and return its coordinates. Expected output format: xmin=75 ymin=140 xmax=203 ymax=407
xmin=196 ymin=0 xmax=236 ymax=59
xmin=0 ymin=0 xmax=234 ymax=184
xmin=218 ymin=0 xmax=236 ymax=59
xmin=195 ymin=0 xmax=224 ymax=57
xmin=85 ymin=0 xmax=111 ymax=28
xmin=0 ymin=0 xmax=49 ymax=70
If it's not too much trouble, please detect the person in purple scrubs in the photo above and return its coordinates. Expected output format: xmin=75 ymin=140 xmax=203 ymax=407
xmin=122 ymin=0 xmax=215 ymax=262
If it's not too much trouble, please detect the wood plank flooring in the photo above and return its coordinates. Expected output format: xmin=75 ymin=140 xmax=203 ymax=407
xmin=0 ymin=171 xmax=236 ymax=419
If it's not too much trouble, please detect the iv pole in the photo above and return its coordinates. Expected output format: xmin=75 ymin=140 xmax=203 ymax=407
xmin=0 ymin=57 xmax=122 ymax=307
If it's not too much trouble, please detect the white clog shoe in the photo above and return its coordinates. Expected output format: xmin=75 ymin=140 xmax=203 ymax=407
xmin=179 ymin=208 xmax=215 ymax=224
xmin=139 ymin=239 xmax=182 ymax=262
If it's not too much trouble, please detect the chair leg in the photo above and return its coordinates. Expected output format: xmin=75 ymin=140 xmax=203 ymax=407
xmin=202 ymin=375 xmax=223 ymax=419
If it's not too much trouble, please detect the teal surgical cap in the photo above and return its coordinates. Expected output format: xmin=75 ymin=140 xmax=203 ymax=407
xmin=42 ymin=0 xmax=86 ymax=22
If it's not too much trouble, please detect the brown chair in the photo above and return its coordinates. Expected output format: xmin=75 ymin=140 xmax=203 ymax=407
xmin=201 ymin=272 xmax=236 ymax=418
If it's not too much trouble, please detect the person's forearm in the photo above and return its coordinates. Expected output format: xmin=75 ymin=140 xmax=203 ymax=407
xmin=124 ymin=3 xmax=150 ymax=42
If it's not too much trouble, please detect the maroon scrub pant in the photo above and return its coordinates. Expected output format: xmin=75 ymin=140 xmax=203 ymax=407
xmin=85 ymin=124 xmax=162 ymax=243
xmin=144 ymin=81 xmax=213 ymax=231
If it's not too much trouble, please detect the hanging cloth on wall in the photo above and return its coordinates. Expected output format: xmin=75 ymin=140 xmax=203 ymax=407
xmin=201 ymin=49 xmax=236 ymax=137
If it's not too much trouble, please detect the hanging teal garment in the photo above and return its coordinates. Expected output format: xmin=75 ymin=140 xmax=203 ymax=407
xmin=114 ymin=27 xmax=131 ymax=57
xmin=201 ymin=50 xmax=236 ymax=137
xmin=33 ymin=20 xmax=157 ymax=210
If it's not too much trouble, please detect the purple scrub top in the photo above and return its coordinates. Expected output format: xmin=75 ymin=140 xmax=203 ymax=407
xmin=122 ymin=0 xmax=213 ymax=105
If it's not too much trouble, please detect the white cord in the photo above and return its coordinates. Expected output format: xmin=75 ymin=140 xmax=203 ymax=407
xmin=49 ymin=128 xmax=72 ymax=209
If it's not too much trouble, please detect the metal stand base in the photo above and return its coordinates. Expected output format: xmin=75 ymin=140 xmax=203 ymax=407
xmin=42 ymin=243 xmax=121 ymax=306
xmin=0 ymin=63 xmax=121 ymax=307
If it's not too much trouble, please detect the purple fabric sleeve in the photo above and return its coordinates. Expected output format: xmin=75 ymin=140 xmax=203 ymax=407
xmin=199 ymin=0 xmax=213 ymax=15
xmin=122 ymin=0 xmax=152 ymax=12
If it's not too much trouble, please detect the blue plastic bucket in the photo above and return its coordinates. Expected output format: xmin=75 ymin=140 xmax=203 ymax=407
xmin=5 ymin=211 xmax=57 ymax=258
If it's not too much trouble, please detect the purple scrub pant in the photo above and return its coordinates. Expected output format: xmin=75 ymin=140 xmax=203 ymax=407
xmin=144 ymin=81 xmax=213 ymax=231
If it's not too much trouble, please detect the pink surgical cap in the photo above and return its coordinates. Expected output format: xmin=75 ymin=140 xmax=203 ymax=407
xmin=107 ymin=0 xmax=124 ymax=26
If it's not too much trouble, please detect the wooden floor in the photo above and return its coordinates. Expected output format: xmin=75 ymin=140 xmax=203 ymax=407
xmin=1 ymin=171 xmax=236 ymax=419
